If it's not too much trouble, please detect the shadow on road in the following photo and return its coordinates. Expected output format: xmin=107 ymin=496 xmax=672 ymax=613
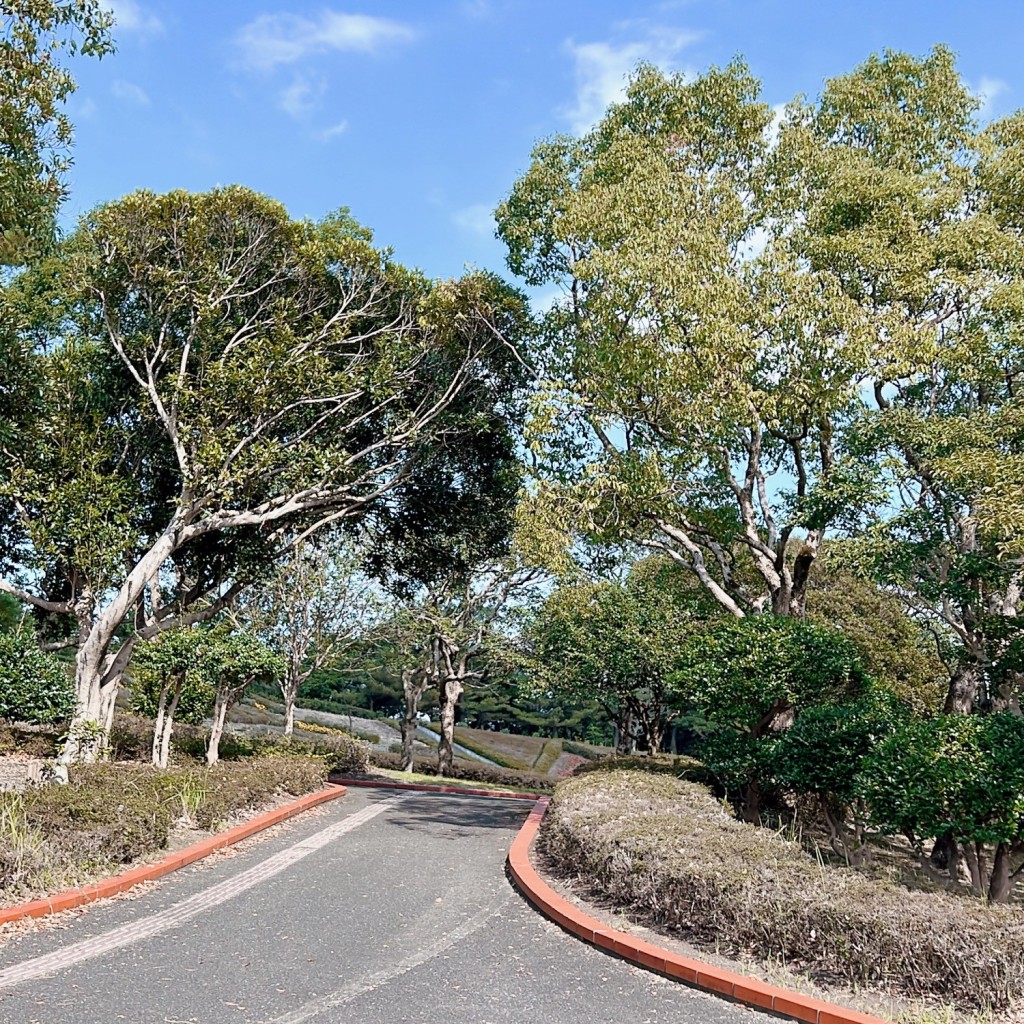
xmin=383 ymin=795 xmax=530 ymax=839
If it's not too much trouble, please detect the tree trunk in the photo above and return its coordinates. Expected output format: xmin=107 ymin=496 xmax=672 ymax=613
xmin=206 ymin=696 xmax=229 ymax=765
xmin=642 ymin=717 xmax=664 ymax=756
xmin=988 ymin=843 xmax=1013 ymax=903
xmin=742 ymin=779 xmax=763 ymax=823
xmin=62 ymin=522 xmax=183 ymax=764
xmin=400 ymin=669 xmax=426 ymax=773
xmin=155 ymin=680 xmax=183 ymax=770
xmin=437 ymin=676 xmax=465 ymax=777
xmin=283 ymin=694 xmax=296 ymax=737
xmin=945 ymin=661 xmax=982 ymax=714
xmin=614 ymin=709 xmax=633 ymax=755
xmin=152 ymin=678 xmax=172 ymax=766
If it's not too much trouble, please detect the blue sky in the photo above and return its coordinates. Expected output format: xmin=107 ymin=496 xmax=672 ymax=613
xmin=62 ymin=0 xmax=1023 ymax=286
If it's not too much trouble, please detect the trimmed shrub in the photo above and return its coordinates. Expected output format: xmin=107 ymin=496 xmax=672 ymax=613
xmin=542 ymin=769 xmax=1024 ymax=1010
xmin=859 ymin=712 xmax=1024 ymax=902
xmin=366 ymin=750 xmax=554 ymax=792
xmin=28 ymin=764 xmax=172 ymax=864
xmin=192 ymin=755 xmax=327 ymax=830
xmin=0 ymin=627 xmax=75 ymax=724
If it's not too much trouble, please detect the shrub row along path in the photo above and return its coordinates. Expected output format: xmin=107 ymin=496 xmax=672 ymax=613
xmin=0 ymin=788 xmax=760 ymax=1023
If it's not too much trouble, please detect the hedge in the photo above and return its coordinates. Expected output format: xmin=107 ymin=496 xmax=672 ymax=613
xmin=541 ymin=769 xmax=1024 ymax=1010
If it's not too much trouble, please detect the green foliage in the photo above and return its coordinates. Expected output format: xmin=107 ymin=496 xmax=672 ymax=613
xmin=805 ymin=551 xmax=947 ymax=712
xmin=768 ymin=689 xmax=909 ymax=804
xmin=673 ymin=615 xmax=870 ymax=734
xmin=528 ymin=557 xmax=712 ymax=748
xmin=0 ymin=624 xmax=74 ymax=724
xmin=0 ymin=593 xmax=21 ymax=633
xmin=0 ymin=0 xmax=113 ymax=264
xmin=860 ymin=713 xmax=1024 ymax=850
xmin=131 ymin=627 xmax=215 ymax=725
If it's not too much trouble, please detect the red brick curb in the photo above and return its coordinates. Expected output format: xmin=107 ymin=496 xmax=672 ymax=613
xmin=0 ymin=783 xmax=347 ymax=928
xmin=508 ymin=797 xmax=886 ymax=1024
xmin=333 ymin=776 xmax=542 ymax=801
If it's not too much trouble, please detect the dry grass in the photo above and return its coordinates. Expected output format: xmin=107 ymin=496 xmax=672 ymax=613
xmin=542 ymin=769 xmax=1024 ymax=1012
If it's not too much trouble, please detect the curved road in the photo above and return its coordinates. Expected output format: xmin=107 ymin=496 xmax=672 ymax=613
xmin=0 ymin=789 xmax=765 ymax=1023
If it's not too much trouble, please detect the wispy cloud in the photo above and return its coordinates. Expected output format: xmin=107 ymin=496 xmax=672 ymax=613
xmin=104 ymin=0 xmax=163 ymax=37
xmin=563 ymin=25 xmax=699 ymax=133
xmin=234 ymin=10 xmax=416 ymax=72
xmin=975 ymin=76 xmax=1008 ymax=118
xmin=111 ymin=79 xmax=150 ymax=106
xmin=453 ymin=203 xmax=496 ymax=238
xmin=316 ymin=120 xmax=350 ymax=142
xmin=278 ymin=75 xmax=325 ymax=119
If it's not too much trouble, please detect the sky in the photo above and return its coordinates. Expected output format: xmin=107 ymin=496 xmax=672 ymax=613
xmin=60 ymin=0 xmax=1024 ymax=287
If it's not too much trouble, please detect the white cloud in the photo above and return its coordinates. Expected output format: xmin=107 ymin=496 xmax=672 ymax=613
xmin=976 ymin=76 xmax=1008 ymax=118
xmin=278 ymin=75 xmax=325 ymax=119
xmin=234 ymin=10 xmax=415 ymax=72
xmin=453 ymin=203 xmax=496 ymax=238
xmin=104 ymin=0 xmax=163 ymax=36
xmin=563 ymin=26 xmax=699 ymax=133
xmin=316 ymin=120 xmax=350 ymax=142
xmin=111 ymin=79 xmax=150 ymax=105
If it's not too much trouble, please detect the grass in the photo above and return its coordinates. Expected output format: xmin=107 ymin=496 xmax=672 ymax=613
xmin=422 ymin=725 xmax=556 ymax=771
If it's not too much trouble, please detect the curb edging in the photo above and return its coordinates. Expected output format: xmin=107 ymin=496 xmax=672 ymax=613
xmin=0 ymin=783 xmax=348 ymax=928
xmin=507 ymin=797 xmax=886 ymax=1024
xmin=332 ymin=776 xmax=542 ymax=801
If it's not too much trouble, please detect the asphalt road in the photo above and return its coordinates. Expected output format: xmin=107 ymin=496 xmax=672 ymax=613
xmin=0 ymin=789 xmax=765 ymax=1024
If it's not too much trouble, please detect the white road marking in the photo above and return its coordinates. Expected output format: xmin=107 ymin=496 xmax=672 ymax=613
xmin=0 ymin=795 xmax=402 ymax=991
xmin=268 ymin=898 xmax=511 ymax=1023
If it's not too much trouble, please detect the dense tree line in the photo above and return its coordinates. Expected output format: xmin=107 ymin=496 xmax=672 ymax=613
xmin=1 ymin=1 xmax=1022 ymax=902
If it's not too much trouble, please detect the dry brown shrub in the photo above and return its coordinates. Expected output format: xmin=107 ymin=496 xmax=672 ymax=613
xmin=542 ymin=770 xmax=1024 ymax=1010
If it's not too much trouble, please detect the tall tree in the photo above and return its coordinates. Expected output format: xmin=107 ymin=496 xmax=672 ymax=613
xmin=785 ymin=49 xmax=1024 ymax=713
xmin=528 ymin=557 xmax=710 ymax=754
xmin=0 ymin=187 xmax=530 ymax=761
xmin=0 ymin=0 xmax=113 ymax=264
xmin=498 ymin=61 xmax=877 ymax=619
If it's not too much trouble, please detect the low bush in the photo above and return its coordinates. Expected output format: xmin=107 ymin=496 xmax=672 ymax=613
xmin=31 ymin=763 xmax=173 ymax=864
xmin=191 ymin=755 xmax=326 ymax=830
xmin=0 ymin=627 xmax=75 ymax=725
xmin=560 ymin=740 xmax=602 ymax=761
xmin=107 ymin=714 xmax=371 ymax=774
xmin=542 ymin=769 xmax=1024 ymax=1010
xmin=575 ymin=753 xmax=712 ymax=784
xmin=366 ymin=750 xmax=554 ymax=792
xmin=0 ymin=722 xmax=61 ymax=758
xmin=0 ymin=753 xmax=330 ymax=898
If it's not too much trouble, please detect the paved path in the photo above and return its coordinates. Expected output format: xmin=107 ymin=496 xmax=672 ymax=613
xmin=0 ymin=790 xmax=764 ymax=1023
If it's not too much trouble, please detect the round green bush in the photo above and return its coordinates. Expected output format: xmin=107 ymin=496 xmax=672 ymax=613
xmin=0 ymin=627 xmax=75 ymax=724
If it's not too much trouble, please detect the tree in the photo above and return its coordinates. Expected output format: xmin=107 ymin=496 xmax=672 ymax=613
xmin=528 ymin=557 xmax=707 ymax=755
xmin=204 ymin=629 xmax=282 ymax=765
xmin=233 ymin=536 xmax=384 ymax=736
xmin=497 ymin=60 xmax=879 ymax=619
xmin=0 ymin=188 xmax=530 ymax=762
xmin=805 ymin=550 xmax=947 ymax=712
xmin=860 ymin=713 xmax=1024 ymax=902
xmin=0 ymin=0 xmax=113 ymax=264
xmin=775 ymin=47 xmax=1024 ymax=715
xmin=672 ymin=615 xmax=869 ymax=818
xmin=132 ymin=626 xmax=212 ymax=768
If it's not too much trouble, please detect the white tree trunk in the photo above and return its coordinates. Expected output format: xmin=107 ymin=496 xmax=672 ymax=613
xmin=206 ymin=696 xmax=229 ymax=765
